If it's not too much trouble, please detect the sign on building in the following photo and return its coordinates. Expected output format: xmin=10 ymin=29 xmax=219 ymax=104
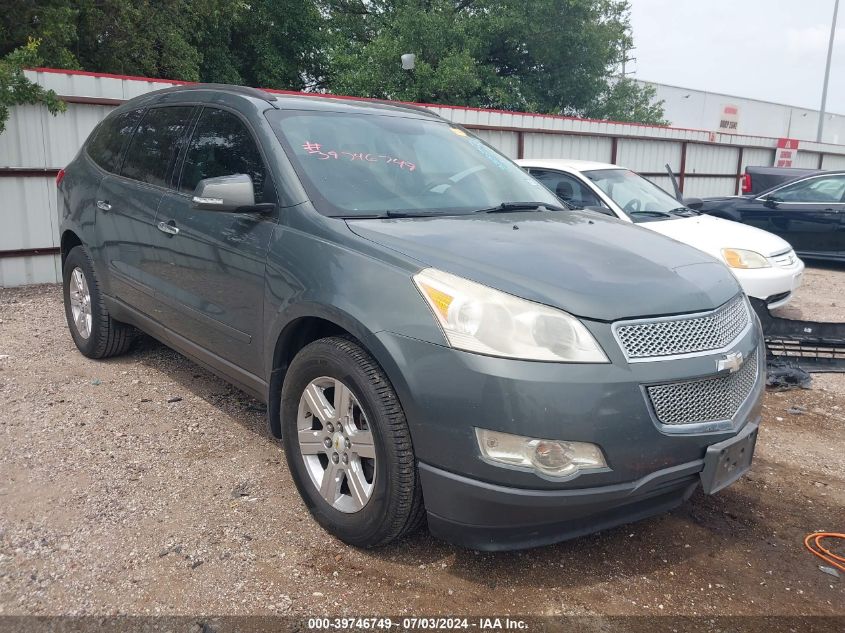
xmin=774 ymin=138 xmax=800 ymax=167
xmin=718 ymin=104 xmax=740 ymax=132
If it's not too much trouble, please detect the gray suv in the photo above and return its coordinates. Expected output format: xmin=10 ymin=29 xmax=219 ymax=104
xmin=58 ymin=84 xmax=764 ymax=550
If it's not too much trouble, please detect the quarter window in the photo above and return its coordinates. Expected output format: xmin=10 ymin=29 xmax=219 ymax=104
xmin=86 ymin=108 xmax=144 ymax=173
xmin=121 ymin=106 xmax=194 ymax=187
xmin=179 ymin=107 xmax=272 ymax=203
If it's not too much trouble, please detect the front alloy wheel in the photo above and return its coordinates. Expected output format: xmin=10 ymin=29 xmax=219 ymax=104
xmin=281 ymin=336 xmax=425 ymax=547
xmin=298 ymin=377 xmax=376 ymax=513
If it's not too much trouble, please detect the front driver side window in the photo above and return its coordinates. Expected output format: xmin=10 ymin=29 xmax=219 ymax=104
xmin=530 ymin=169 xmax=609 ymax=212
xmin=179 ymin=107 xmax=274 ymax=204
xmin=772 ymin=175 xmax=845 ymax=203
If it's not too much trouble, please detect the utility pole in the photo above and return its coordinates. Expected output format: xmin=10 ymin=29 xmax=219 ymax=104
xmin=817 ymin=0 xmax=840 ymax=142
xmin=619 ymin=41 xmax=636 ymax=78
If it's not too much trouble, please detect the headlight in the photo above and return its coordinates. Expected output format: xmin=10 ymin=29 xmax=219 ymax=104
xmin=413 ymin=268 xmax=608 ymax=362
xmin=721 ymin=248 xmax=771 ymax=269
xmin=476 ymin=428 xmax=607 ymax=478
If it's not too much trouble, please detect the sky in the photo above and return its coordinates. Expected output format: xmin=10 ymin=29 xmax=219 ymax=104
xmin=628 ymin=0 xmax=844 ymax=113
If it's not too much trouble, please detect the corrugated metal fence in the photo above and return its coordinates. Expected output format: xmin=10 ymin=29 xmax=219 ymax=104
xmin=3 ymin=68 xmax=845 ymax=287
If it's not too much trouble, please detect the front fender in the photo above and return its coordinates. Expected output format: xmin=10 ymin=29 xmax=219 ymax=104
xmin=261 ymin=212 xmax=449 ymax=435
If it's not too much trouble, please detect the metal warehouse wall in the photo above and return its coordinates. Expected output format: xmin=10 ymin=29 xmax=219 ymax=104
xmin=641 ymin=81 xmax=845 ymax=145
xmin=2 ymin=68 xmax=845 ymax=287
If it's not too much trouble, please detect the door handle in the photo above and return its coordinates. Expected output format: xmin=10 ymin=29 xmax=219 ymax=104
xmin=96 ymin=200 xmax=112 ymax=211
xmin=157 ymin=221 xmax=180 ymax=236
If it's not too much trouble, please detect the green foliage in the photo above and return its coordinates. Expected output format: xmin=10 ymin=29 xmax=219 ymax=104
xmin=0 ymin=0 xmax=665 ymax=124
xmin=73 ymin=1 xmax=202 ymax=80
xmin=193 ymin=0 xmax=325 ymax=89
xmin=0 ymin=39 xmax=66 ymax=136
xmin=320 ymin=0 xmax=666 ymax=123
xmin=0 ymin=1 xmax=323 ymax=89
xmin=589 ymin=79 xmax=668 ymax=125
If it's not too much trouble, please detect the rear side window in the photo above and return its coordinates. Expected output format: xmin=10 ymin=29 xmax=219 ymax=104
xmin=179 ymin=107 xmax=273 ymax=203
xmin=86 ymin=109 xmax=144 ymax=173
xmin=121 ymin=106 xmax=194 ymax=188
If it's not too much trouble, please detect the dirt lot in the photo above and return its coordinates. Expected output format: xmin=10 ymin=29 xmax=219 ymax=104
xmin=0 ymin=265 xmax=843 ymax=619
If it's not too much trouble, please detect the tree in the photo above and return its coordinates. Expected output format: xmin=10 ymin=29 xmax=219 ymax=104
xmin=0 ymin=1 xmax=665 ymax=124
xmin=0 ymin=1 xmax=201 ymax=80
xmin=194 ymin=0 xmax=326 ymax=90
xmin=0 ymin=1 xmax=325 ymax=90
xmin=320 ymin=0 xmax=666 ymax=123
xmin=0 ymin=1 xmax=79 ymax=70
xmin=0 ymin=39 xmax=66 ymax=136
xmin=321 ymin=0 xmax=522 ymax=106
xmin=589 ymin=79 xmax=667 ymax=124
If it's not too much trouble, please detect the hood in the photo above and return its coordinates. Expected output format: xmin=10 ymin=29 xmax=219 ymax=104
xmin=346 ymin=211 xmax=740 ymax=321
xmin=645 ymin=214 xmax=792 ymax=259
xmin=698 ymin=195 xmax=750 ymax=212
xmin=701 ymin=195 xmax=748 ymax=203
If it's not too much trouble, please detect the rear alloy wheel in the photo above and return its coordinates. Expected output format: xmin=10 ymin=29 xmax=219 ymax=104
xmin=281 ymin=337 xmax=425 ymax=547
xmin=68 ymin=267 xmax=93 ymax=340
xmin=62 ymin=246 xmax=135 ymax=359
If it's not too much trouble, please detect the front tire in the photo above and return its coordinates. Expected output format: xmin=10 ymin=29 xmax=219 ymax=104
xmin=281 ymin=337 xmax=424 ymax=547
xmin=62 ymin=246 xmax=135 ymax=359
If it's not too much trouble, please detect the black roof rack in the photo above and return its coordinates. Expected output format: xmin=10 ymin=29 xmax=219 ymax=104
xmin=147 ymin=84 xmax=444 ymax=119
xmin=153 ymin=83 xmax=278 ymax=104
xmin=365 ymin=98 xmax=440 ymax=118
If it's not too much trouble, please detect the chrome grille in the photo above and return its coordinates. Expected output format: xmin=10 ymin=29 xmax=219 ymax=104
xmin=615 ymin=294 xmax=750 ymax=360
xmin=647 ymin=351 xmax=759 ymax=426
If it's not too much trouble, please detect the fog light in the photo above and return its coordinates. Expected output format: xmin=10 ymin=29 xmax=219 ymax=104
xmin=475 ymin=428 xmax=607 ymax=479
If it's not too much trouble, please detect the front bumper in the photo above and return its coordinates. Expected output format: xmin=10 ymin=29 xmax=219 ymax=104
xmin=375 ymin=316 xmax=765 ymax=549
xmin=421 ymin=459 xmax=701 ymax=551
xmin=732 ymin=257 xmax=804 ymax=308
xmin=420 ymin=421 xmax=759 ymax=551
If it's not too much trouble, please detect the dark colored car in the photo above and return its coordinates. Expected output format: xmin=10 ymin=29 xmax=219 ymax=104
xmin=700 ymin=171 xmax=845 ymax=262
xmin=58 ymin=84 xmax=764 ymax=551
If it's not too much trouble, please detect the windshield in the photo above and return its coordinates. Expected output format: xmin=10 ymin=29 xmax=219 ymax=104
xmin=267 ymin=111 xmax=558 ymax=217
xmin=584 ymin=168 xmax=686 ymax=221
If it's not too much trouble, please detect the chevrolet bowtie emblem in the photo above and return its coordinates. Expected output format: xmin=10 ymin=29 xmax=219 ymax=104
xmin=717 ymin=351 xmax=744 ymax=374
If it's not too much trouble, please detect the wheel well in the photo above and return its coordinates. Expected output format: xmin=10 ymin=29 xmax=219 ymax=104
xmin=60 ymin=230 xmax=83 ymax=268
xmin=267 ymin=317 xmax=352 ymax=438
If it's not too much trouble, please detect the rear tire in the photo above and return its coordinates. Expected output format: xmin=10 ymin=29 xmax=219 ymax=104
xmin=281 ymin=336 xmax=425 ymax=547
xmin=62 ymin=245 xmax=135 ymax=359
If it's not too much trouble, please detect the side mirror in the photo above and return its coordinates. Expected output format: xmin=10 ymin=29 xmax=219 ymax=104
xmin=762 ymin=195 xmax=779 ymax=209
xmin=192 ymin=174 xmax=255 ymax=212
xmin=683 ymin=197 xmax=703 ymax=210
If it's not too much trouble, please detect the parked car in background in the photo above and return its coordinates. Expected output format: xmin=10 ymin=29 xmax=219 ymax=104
xmin=517 ymin=159 xmax=805 ymax=309
xmin=698 ymin=171 xmax=845 ymax=263
xmin=738 ymin=166 xmax=821 ymax=196
xmin=58 ymin=86 xmax=765 ymax=551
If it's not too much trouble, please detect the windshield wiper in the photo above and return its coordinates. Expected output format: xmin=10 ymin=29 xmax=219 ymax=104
xmin=629 ymin=209 xmax=673 ymax=218
xmin=477 ymin=201 xmax=567 ymax=213
xmin=667 ymin=206 xmax=700 ymax=217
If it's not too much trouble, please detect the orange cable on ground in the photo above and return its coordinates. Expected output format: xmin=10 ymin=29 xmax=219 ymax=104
xmin=804 ymin=532 xmax=845 ymax=573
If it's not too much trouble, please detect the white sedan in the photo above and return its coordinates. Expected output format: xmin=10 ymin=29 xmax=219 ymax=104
xmin=517 ymin=159 xmax=805 ymax=309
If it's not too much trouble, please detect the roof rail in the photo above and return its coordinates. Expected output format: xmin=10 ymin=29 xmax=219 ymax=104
xmin=368 ymin=99 xmax=440 ymax=118
xmin=152 ymin=83 xmax=278 ymax=104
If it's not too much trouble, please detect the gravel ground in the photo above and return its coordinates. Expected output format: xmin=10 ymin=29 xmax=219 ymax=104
xmin=0 ymin=265 xmax=843 ymax=618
